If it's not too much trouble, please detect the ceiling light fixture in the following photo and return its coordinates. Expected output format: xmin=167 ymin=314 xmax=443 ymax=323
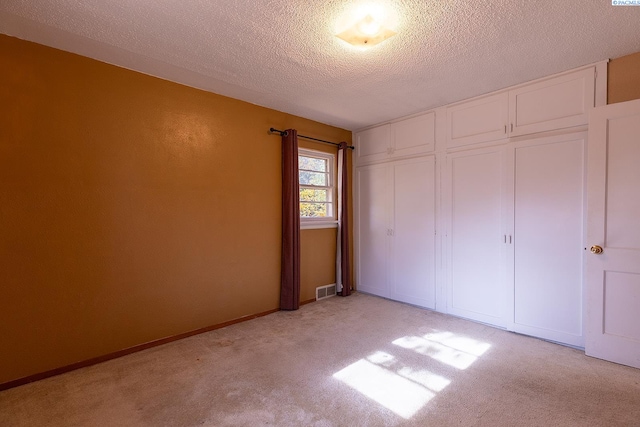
xmin=336 ymin=13 xmax=396 ymax=47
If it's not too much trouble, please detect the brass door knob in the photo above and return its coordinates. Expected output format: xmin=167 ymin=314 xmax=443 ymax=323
xmin=590 ymin=245 xmax=603 ymax=254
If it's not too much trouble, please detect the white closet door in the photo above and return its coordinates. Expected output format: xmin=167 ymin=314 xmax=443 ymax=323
xmin=389 ymin=156 xmax=436 ymax=309
xmin=355 ymin=164 xmax=390 ymax=298
xmin=511 ymin=133 xmax=586 ymax=347
xmin=447 ymin=146 xmax=508 ymax=327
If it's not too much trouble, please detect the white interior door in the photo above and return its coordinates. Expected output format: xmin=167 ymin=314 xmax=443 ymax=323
xmin=586 ymin=99 xmax=640 ymax=369
xmin=390 ymin=156 xmax=436 ymax=309
xmin=355 ymin=164 xmax=389 ymax=298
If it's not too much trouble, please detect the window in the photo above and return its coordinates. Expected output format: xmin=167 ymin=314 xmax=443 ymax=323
xmin=299 ymin=148 xmax=336 ymax=228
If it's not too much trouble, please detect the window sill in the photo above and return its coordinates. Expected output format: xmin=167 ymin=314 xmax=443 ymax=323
xmin=300 ymin=220 xmax=338 ymax=230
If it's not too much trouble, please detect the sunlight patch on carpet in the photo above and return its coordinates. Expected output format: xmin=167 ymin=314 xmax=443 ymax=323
xmin=333 ymin=331 xmax=489 ymax=419
xmin=393 ymin=332 xmax=491 ymax=370
xmin=333 ymin=359 xmax=434 ymax=419
xmin=396 ymin=366 xmax=450 ymax=392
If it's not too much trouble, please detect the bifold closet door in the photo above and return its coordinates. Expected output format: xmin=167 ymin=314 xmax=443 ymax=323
xmin=389 ymin=156 xmax=436 ymax=309
xmin=355 ymin=164 xmax=389 ymax=298
xmin=447 ymin=146 xmax=508 ymax=327
xmin=511 ymin=133 xmax=586 ymax=347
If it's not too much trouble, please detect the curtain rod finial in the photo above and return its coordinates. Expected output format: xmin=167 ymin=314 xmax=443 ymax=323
xmin=269 ymin=128 xmax=288 ymax=137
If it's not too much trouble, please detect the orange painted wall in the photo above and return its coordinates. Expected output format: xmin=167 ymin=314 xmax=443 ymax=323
xmin=0 ymin=34 xmax=352 ymax=385
xmin=608 ymin=51 xmax=640 ymax=103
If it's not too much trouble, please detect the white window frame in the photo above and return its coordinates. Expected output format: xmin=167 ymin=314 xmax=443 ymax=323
xmin=299 ymin=148 xmax=337 ymax=229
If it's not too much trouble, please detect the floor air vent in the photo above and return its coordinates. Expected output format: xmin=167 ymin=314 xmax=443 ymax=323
xmin=316 ymin=284 xmax=337 ymax=301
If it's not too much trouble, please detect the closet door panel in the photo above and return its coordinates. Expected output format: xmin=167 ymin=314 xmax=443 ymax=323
xmin=513 ymin=134 xmax=585 ymax=346
xmin=392 ymin=112 xmax=436 ymax=157
xmin=446 ymin=92 xmax=509 ymax=148
xmin=448 ymin=147 xmax=507 ymax=327
xmin=355 ymin=165 xmax=389 ymax=297
xmin=510 ymin=68 xmax=594 ymax=136
xmin=355 ymin=125 xmax=391 ymax=165
xmin=390 ymin=156 xmax=436 ymax=309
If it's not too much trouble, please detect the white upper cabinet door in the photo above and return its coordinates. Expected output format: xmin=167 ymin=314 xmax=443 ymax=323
xmin=511 ymin=133 xmax=586 ymax=347
xmin=509 ymin=67 xmax=595 ymax=137
xmin=355 ymin=164 xmax=390 ymax=298
xmin=389 ymin=156 xmax=436 ymax=309
xmin=446 ymin=146 xmax=508 ymax=327
xmin=356 ymin=113 xmax=436 ymax=166
xmin=446 ymin=92 xmax=509 ymax=149
xmin=355 ymin=124 xmax=391 ymax=165
xmin=392 ymin=112 xmax=436 ymax=158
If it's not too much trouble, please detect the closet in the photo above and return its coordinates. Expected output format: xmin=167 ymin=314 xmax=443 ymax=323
xmin=355 ymin=113 xmax=437 ymax=309
xmin=355 ymin=63 xmax=605 ymax=347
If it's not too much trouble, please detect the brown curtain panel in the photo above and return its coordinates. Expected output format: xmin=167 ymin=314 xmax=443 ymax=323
xmin=337 ymin=142 xmax=352 ymax=296
xmin=280 ymin=129 xmax=300 ymax=310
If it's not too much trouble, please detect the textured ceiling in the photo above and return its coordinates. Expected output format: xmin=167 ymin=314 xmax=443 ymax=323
xmin=1 ymin=1 xmax=640 ymax=131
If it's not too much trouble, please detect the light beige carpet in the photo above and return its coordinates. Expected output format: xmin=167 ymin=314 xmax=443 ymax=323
xmin=1 ymin=292 xmax=640 ymax=426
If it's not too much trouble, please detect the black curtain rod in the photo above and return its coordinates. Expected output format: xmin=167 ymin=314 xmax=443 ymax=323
xmin=269 ymin=128 xmax=354 ymax=150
